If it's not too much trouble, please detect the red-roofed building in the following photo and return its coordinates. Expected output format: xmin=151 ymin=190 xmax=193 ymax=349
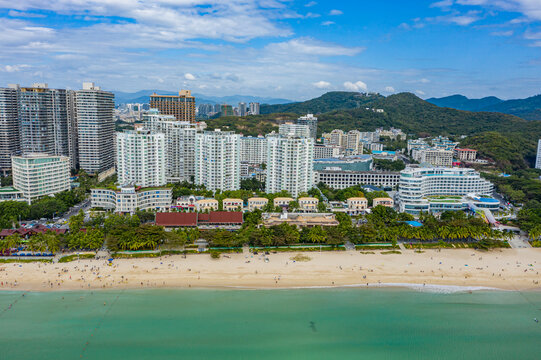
xmin=200 ymin=211 xmax=243 ymax=226
xmin=155 ymin=211 xmax=243 ymax=229
xmin=454 ymin=148 xmax=477 ymax=162
xmin=156 ymin=212 xmax=198 ymax=228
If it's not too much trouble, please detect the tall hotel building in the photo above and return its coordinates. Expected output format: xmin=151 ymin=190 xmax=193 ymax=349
xmin=116 ymin=128 xmax=166 ymax=187
xmin=144 ymin=109 xmax=200 ymax=183
xmin=266 ymin=125 xmax=314 ymax=198
xmin=195 ymin=129 xmax=241 ymax=191
xmin=0 ymin=82 xmax=114 ymax=175
xmin=150 ymin=90 xmax=195 ymax=122
xmin=0 ymin=86 xmax=19 ymax=173
xmin=76 ymin=82 xmax=115 ymax=174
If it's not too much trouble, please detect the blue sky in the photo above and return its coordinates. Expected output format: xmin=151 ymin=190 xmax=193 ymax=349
xmin=0 ymin=0 xmax=540 ymax=100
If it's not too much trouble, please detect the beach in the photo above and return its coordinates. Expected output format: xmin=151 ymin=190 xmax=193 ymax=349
xmin=1 ymin=248 xmax=541 ymax=292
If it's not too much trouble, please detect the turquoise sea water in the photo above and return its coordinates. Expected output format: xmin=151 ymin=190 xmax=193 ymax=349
xmin=1 ymin=288 xmax=540 ymax=359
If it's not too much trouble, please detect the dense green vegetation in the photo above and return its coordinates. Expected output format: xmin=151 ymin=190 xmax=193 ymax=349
xmin=482 ymin=172 xmax=541 ymax=207
xmin=205 ymin=113 xmax=293 ymax=136
xmin=517 ymin=208 xmax=541 ymax=240
xmin=260 ymin=91 xmax=381 ymax=115
xmin=460 ymin=132 xmax=534 ymax=170
xmin=373 ymin=159 xmax=405 ymax=171
xmin=0 ymin=172 xmax=117 ymax=229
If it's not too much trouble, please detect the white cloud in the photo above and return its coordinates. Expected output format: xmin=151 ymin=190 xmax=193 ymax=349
xmin=491 ymin=30 xmax=514 ymax=36
xmin=305 ymin=1 xmax=317 ymax=7
xmin=415 ymin=90 xmax=426 ymax=96
xmin=1 ymin=64 xmax=30 ymax=72
xmin=265 ymin=37 xmax=364 ymax=56
xmin=456 ymin=0 xmax=541 ymax=21
xmin=384 ymin=86 xmax=395 ymax=93
xmin=321 ymin=21 xmax=335 ymax=26
xmin=184 ymin=73 xmax=196 ymax=80
xmin=329 ymin=9 xmax=343 ymax=16
xmin=431 ymin=0 xmax=454 ymax=7
xmin=313 ymin=80 xmax=331 ymax=89
xmin=344 ymin=81 xmax=368 ymax=92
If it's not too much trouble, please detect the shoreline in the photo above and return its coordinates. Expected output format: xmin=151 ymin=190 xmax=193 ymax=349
xmin=1 ymin=249 xmax=540 ymax=293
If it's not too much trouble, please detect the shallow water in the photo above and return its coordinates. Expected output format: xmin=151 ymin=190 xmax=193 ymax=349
xmin=1 ymin=288 xmax=540 ymax=359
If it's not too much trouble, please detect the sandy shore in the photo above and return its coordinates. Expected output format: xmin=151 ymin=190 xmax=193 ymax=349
xmin=1 ymin=248 xmax=541 ymax=292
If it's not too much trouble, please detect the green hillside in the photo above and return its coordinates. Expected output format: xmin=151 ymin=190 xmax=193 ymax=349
xmin=317 ymin=93 xmax=526 ymax=135
xmin=207 ymin=92 xmax=541 ymax=170
xmin=260 ymin=91 xmax=381 ymax=115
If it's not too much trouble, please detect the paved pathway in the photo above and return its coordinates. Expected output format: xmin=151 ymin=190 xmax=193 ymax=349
xmin=508 ymin=235 xmax=532 ymax=249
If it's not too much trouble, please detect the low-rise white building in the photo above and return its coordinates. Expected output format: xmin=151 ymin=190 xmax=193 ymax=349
xmin=0 ymin=186 xmax=24 ymax=202
xmin=298 ymin=197 xmax=319 ymax=212
xmin=196 ymin=199 xmax=219 ymax=212
xmin=454 ymin=148 xmax=477 ymax=162
xmin=373 ymin=198 xmax=394 ymax=207
xmin=247 ymin=197 xmax=268 ymax=211
xmin=90 ymin=185 xmax=172 ymax=214
xmin=314 ymin=170 xmax=400 ymax=189
xmin=347 ymin=197 xmax=368 ymax=215
xmin=223 ymin=198 xmax=243 ymax=211
xmin=314 ymin=145 xmax=342 ymax=159
xmin=412 ymin=148 xmax=453 ymax=167
xmin=12 ymin=153 xmax=71 ymax=204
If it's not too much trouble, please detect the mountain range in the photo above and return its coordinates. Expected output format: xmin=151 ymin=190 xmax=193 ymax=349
xmin=426 ymin=94 xmax=541 ymax=121
xmin=113 ymin=90 xmax=292 ymax=106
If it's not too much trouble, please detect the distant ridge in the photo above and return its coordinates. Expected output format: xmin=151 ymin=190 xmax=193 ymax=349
xmin=427 ymin=94 xmax=541 ymax=120
xmin=260 ymin=91 xmax=383 ymax=115
xmin=112 ymin=90 xmax=292 ymax=106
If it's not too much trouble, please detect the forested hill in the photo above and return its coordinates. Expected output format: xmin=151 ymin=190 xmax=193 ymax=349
xmin=207 ymin=92 xmax=541 ymax=170
xmin=259 ymin=91 xmax=382 ymax=115
xmin=317 ymin=93 xmax=527 ymax=135
xmin=427 ymin=94 xmax=541 ymax=121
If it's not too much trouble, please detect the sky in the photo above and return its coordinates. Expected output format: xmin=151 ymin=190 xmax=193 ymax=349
xmin=0 ymin=0 xmax=540 ymax=101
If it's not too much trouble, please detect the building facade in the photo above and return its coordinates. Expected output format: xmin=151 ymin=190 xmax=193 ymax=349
xmin=144 ymin=110 xmax=199 ymax=183
xmin=266 ymin=132 xmax=314 ymax=198
xmin=12 ymin=153 xmax=70 ymax=204
xmin=249 ymin=102 xmax=260 ymax=115
xmin=279 ymin=123 xmax=311 ymax=138
xmin=76 ymin=82 xmax=115 ymax=174
xmin=116 ymin=129 xmax=166 ymax=187
xmin=91 ymin=185 xmax=172 ymax=214
xmin=0 ymin=87 xmax=19 ymax=172
xmin=398 ymin=167 xmax=495 ymax=214
xmin=314 ymin=170 xmax=400 ymax=189
xmin=296 ymin=114 xmax=318 ymax=139
xmin=313 ymin=155 xmax=373 ymax=172
xmin=240 ymin=136 xmax=267 ymax=165
xmin=314 ymin=145 xmax=342 ymax=159
xmin=149 ymin=90 xmax=195 ymax=122
xmin=412 ymin=148 xmax=453 ymax=167
xmin=454 ymin=148 xmax=477 ymax=162
xmin=195 ymin=130 xmax=241 ymax=191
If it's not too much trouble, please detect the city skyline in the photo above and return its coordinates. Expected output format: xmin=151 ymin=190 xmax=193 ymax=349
xmin=0 ymin=1 xmax=539 ymax=101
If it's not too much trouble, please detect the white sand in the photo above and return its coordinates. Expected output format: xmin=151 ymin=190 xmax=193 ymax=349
xmin=1 ymin=248 xmax=541 ymax=292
